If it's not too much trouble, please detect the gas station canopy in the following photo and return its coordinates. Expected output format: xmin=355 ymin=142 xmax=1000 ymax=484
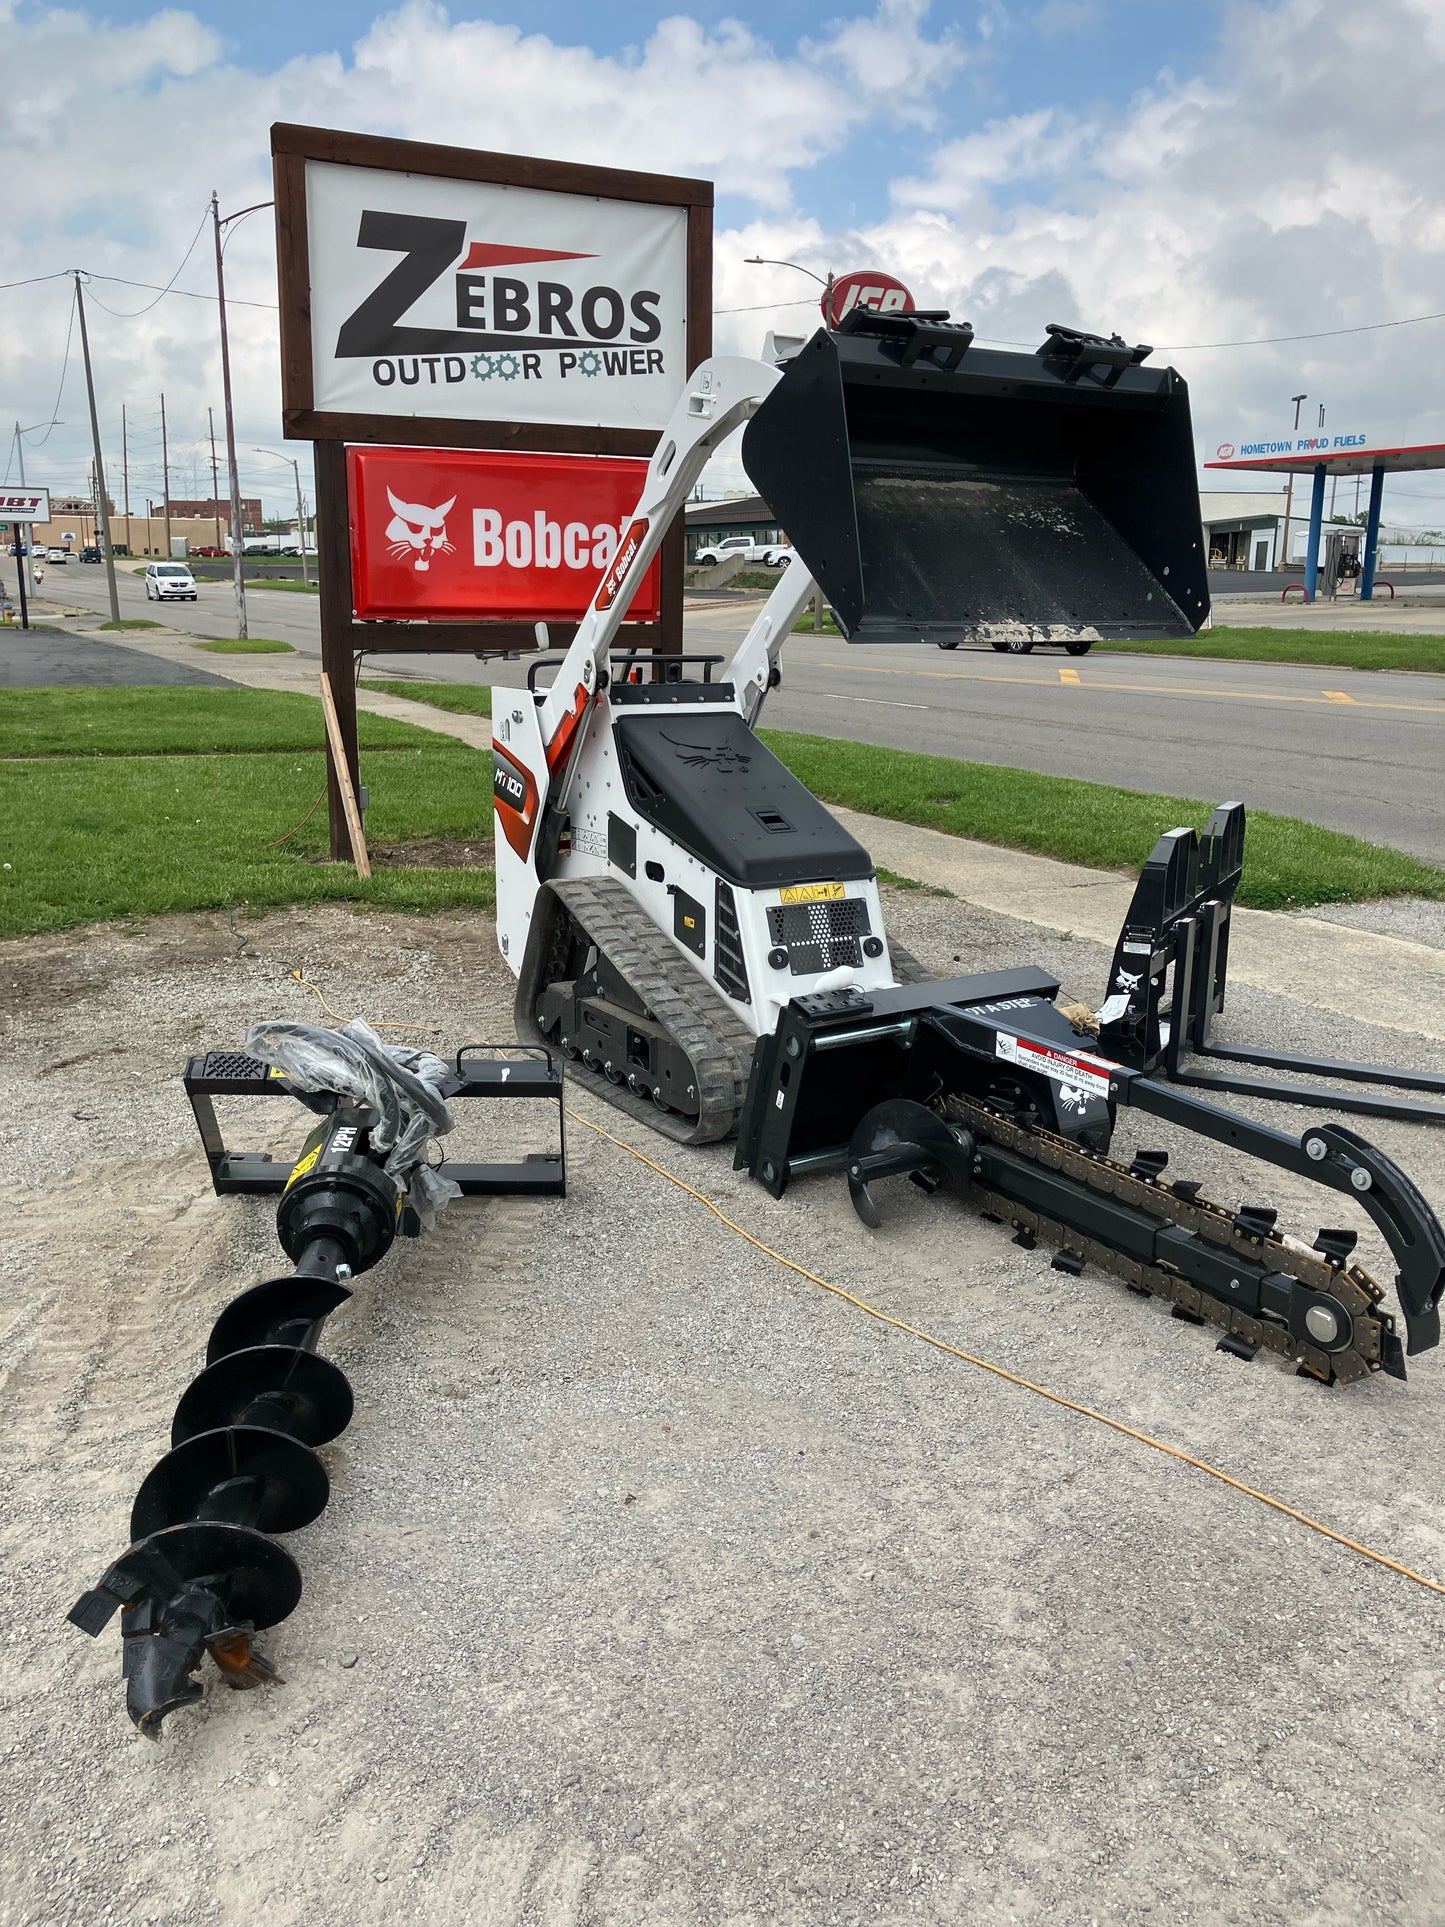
xmin=1203 ymin=435 xmax=1445 ymax=600
xmin=1207 ymin=441 xmax=1445 ymax=478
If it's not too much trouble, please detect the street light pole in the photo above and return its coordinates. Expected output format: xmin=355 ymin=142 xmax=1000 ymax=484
xmin=1279 ymin=392 xmax=1307 ymax=572
xmin=73 ymin=273 xmax=121 ymax=626
xmin=252 ymin=448 xmax=310 ymax=587
xmin=743 ymin=254 xmax=835 ymax=316
xmin=212 ymin=190 xmax=255 ymax=640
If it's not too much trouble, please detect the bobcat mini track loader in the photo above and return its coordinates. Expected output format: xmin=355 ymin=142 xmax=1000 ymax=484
xmin=495 ymin=311 xmax=1445 ymax=1387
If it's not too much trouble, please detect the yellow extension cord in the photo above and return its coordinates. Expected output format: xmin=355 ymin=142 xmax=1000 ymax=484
xmin=564 ymin=1104 xmax=1445 ymax=1601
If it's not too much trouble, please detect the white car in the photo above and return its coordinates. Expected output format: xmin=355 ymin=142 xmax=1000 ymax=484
xmin=46 ymin=546 xmax=70 ymax=563
xmin=692 ymin=534 xmax=794 ymax=568
xmin=145 ymin=562 xmax=199 ymax=601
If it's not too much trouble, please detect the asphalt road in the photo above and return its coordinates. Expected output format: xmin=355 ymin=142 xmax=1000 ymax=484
xmin=46 ymin=564 xmax=1445 ymax=863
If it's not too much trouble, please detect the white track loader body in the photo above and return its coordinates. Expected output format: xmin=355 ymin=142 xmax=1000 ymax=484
xmin=493 ymin=354 xmax=899 ymax=1051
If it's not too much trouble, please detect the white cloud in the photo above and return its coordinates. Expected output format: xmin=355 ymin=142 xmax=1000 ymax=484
xmin=4 ymin=0 xmax=1445 ymax=524
xmin=867 ymin=0 xmax=1445 ymax=497
xmin=0 ymin=0 xmax=961 ymax=505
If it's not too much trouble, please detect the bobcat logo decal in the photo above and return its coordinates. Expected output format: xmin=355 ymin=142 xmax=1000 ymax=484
xmin=660 ymin=731 xmax=752 ymax=774
xmin=385 ymin=489 xmax=457 ymax=572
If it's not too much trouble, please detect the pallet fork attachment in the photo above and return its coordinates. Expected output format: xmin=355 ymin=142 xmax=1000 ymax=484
xmin=1097 ymin=803 xmax=1445 ymax=1126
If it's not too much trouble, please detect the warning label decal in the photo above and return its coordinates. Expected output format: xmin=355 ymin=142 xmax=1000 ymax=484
xmin=995 ymin=1032 xmax=1114 ymax=1099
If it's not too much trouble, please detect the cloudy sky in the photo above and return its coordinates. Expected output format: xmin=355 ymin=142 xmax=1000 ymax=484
xmin=4 ymin=0 xmax=1443 ymax=525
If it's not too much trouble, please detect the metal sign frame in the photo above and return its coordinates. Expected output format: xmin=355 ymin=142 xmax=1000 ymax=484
xmin=270 ymin=123 xmax=713 ymax=857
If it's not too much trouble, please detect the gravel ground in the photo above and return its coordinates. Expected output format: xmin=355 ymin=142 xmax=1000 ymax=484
xmin=1300 ymin=897 xmax=1445 ymax=952
xmin=4 ymin=890 xmax=1445 ymax=1927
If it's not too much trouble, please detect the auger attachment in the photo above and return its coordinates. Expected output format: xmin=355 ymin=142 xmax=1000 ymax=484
xmin=70 ymin=1023 xmax=566 ymax=1734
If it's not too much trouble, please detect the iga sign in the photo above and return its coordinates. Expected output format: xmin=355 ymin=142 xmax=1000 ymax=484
xmin=822 ymin=270 xmax=914 ymax=330
xmin=303 ymin=161 xmax=688 ymax=432
xmin=347 ymin=446 xmax=661 ymax=623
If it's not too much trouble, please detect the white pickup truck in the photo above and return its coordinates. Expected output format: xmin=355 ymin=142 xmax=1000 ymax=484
xmin=691 ymin=534 xmax=795 ymax=568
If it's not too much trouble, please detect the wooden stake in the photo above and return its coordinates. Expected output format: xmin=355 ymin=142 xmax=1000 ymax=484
xmin=319 ymin=671 xmax=371 ymax=878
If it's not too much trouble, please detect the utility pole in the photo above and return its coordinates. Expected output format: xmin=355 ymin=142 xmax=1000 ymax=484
xmin=73 ymin=274 xmax=121 ymax=626
xmin=212 ymin=190 xmax=249 ymax=638
xmin=13 ymin=419 xmax=37 ymax=598
xmin=208 ymin=408 xmax=224 ymax=555
xmin=160 ymin=393 xmax=173 ymax=560
xmin=1279 ymin=392 xmax=1307 ymax=573
xmin=121 ymin=404 xmax=132 ymax=555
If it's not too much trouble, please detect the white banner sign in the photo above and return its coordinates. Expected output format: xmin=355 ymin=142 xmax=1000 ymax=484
xmin=0 ymin=487 xmax=50 ymax=523
xmin=304 ymin=161 xmax=688 ymax=431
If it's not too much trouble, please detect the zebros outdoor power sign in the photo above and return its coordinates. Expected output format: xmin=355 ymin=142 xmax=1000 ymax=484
xmin=305 ymin=162 xmax=688 ymax=432
xmin=347 ymin=446 xmax=661 ymax=623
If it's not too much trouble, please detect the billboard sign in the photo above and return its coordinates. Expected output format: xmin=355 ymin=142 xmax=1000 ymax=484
xmin=305 ymin=164 xmax=687 ymax=431
xmin=0 ymin=488 xmax=50 ymax=524
xmin=273 ymin=125 xmax=712 ymax=455
xmin=347 ymin=446 xmax=661 ymax=623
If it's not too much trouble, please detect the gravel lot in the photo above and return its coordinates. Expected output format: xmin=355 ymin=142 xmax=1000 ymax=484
xmin=4 ymin=888 xmax=1445 ymax=1926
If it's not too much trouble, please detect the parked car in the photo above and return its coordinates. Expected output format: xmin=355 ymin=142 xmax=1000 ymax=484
xmin=79 ymin=546 xmax=102 ymax=564
xmin=692 ymin=534 xmax=794 ymax=568
xmin=46 ymin=546 xmax=70 ymax=563
xmin=145 ymin=561 xmax=199 ymax=602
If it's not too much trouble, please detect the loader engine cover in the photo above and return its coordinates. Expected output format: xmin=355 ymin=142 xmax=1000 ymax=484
xmin=742 ymin=315 xmax=1209 ymax=647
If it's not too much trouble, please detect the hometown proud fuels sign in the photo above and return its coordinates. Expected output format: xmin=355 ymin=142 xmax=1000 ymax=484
xmin=304 ymin=162 xmax=688 ymax=432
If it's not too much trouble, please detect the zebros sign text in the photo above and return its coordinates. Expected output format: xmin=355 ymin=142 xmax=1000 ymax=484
xmin=306 ymin=162 xmax=688 ymax=432
xmin=347 ymin=446 xmax=661 ymax=623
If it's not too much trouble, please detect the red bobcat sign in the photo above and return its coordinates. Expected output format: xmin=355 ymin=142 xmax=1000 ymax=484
xmin=347 ymin=446 xmax=661 ymax=623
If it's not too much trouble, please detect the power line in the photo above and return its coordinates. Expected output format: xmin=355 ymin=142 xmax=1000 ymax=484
xmin=80 ymin=210 xmax=213 ymax=319
xmin=86 ymin=271 xmax=278 ymax=312
xmin=1159 ymin=309 xmax=1445 ymax=351
xmin=20 ymin=284 xmax=78 ymax=452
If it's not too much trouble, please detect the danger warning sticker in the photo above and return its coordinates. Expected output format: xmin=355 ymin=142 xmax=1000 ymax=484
xmin=995 ymin=1032 xmax=1114 ymax=1099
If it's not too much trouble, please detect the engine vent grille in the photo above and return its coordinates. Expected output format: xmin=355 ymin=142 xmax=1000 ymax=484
xmin=714 ymin=881 xmax=751 ymax=1004
xmin=767 ymin=896 xmax=871 ymax=975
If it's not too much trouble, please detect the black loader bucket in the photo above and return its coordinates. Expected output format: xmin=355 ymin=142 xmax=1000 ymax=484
xmin=742 ymin=313 xmax=1209 ymax=646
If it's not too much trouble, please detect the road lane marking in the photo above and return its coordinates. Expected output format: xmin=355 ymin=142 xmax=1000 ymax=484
xmin=1323 ymin=690 xmax=1357 ymax=703
xmin=1059 ymin=667 xmax=1081 ymax=685
xmin=812 ymin=661 xmax=1445 ymax=717
xmin=821 ymin=692 xmax=927 ymax=711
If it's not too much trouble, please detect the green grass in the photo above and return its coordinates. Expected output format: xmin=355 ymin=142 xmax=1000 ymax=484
xmin=1093 ymin=626 xmax=1445 ymax=673
xmin=876 ymin=866 xmax=954 ymax=897
xmin=244 ymin=577 xmax=320 ymax=593
xmin=0 ymin=742 xmax=495 ymax=937
xmin=195 ymin=636 xmax=295 ymax=654
xmin=360 ymin=679 xmax=492 ymax=717
xmin=98 ymin=618 xmax=165 ymax=631
xmin=0 ymin=686 xmax=449 ymax=759
xmin=762 ymin=730 xmax=1445 ymax=912
xmin=791 ymin=610 xmax=842 ymax=634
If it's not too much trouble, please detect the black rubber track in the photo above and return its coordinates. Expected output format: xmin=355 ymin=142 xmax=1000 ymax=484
xmin=516 ymin=875 xmax=758 ymax=1145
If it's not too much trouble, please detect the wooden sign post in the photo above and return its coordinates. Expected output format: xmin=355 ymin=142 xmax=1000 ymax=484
xmin=271 ymin=123 xmax=712 ymax=859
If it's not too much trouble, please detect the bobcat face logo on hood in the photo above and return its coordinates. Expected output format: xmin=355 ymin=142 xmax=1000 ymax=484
xmin=385 ymin=489 xmax=457 ymax=572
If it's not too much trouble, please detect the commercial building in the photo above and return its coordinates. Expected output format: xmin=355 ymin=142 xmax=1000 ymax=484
xmin=683 ymin=493 xmax=788 ymax=559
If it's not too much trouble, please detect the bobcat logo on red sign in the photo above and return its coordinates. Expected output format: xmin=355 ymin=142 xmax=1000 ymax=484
xmin=822 ymin=270 xmax=915 ymax=330
xmin=385 ymin=489 xmax=456 ymax=572
xmin=347 ymin=447 xmax=660 ymax=623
